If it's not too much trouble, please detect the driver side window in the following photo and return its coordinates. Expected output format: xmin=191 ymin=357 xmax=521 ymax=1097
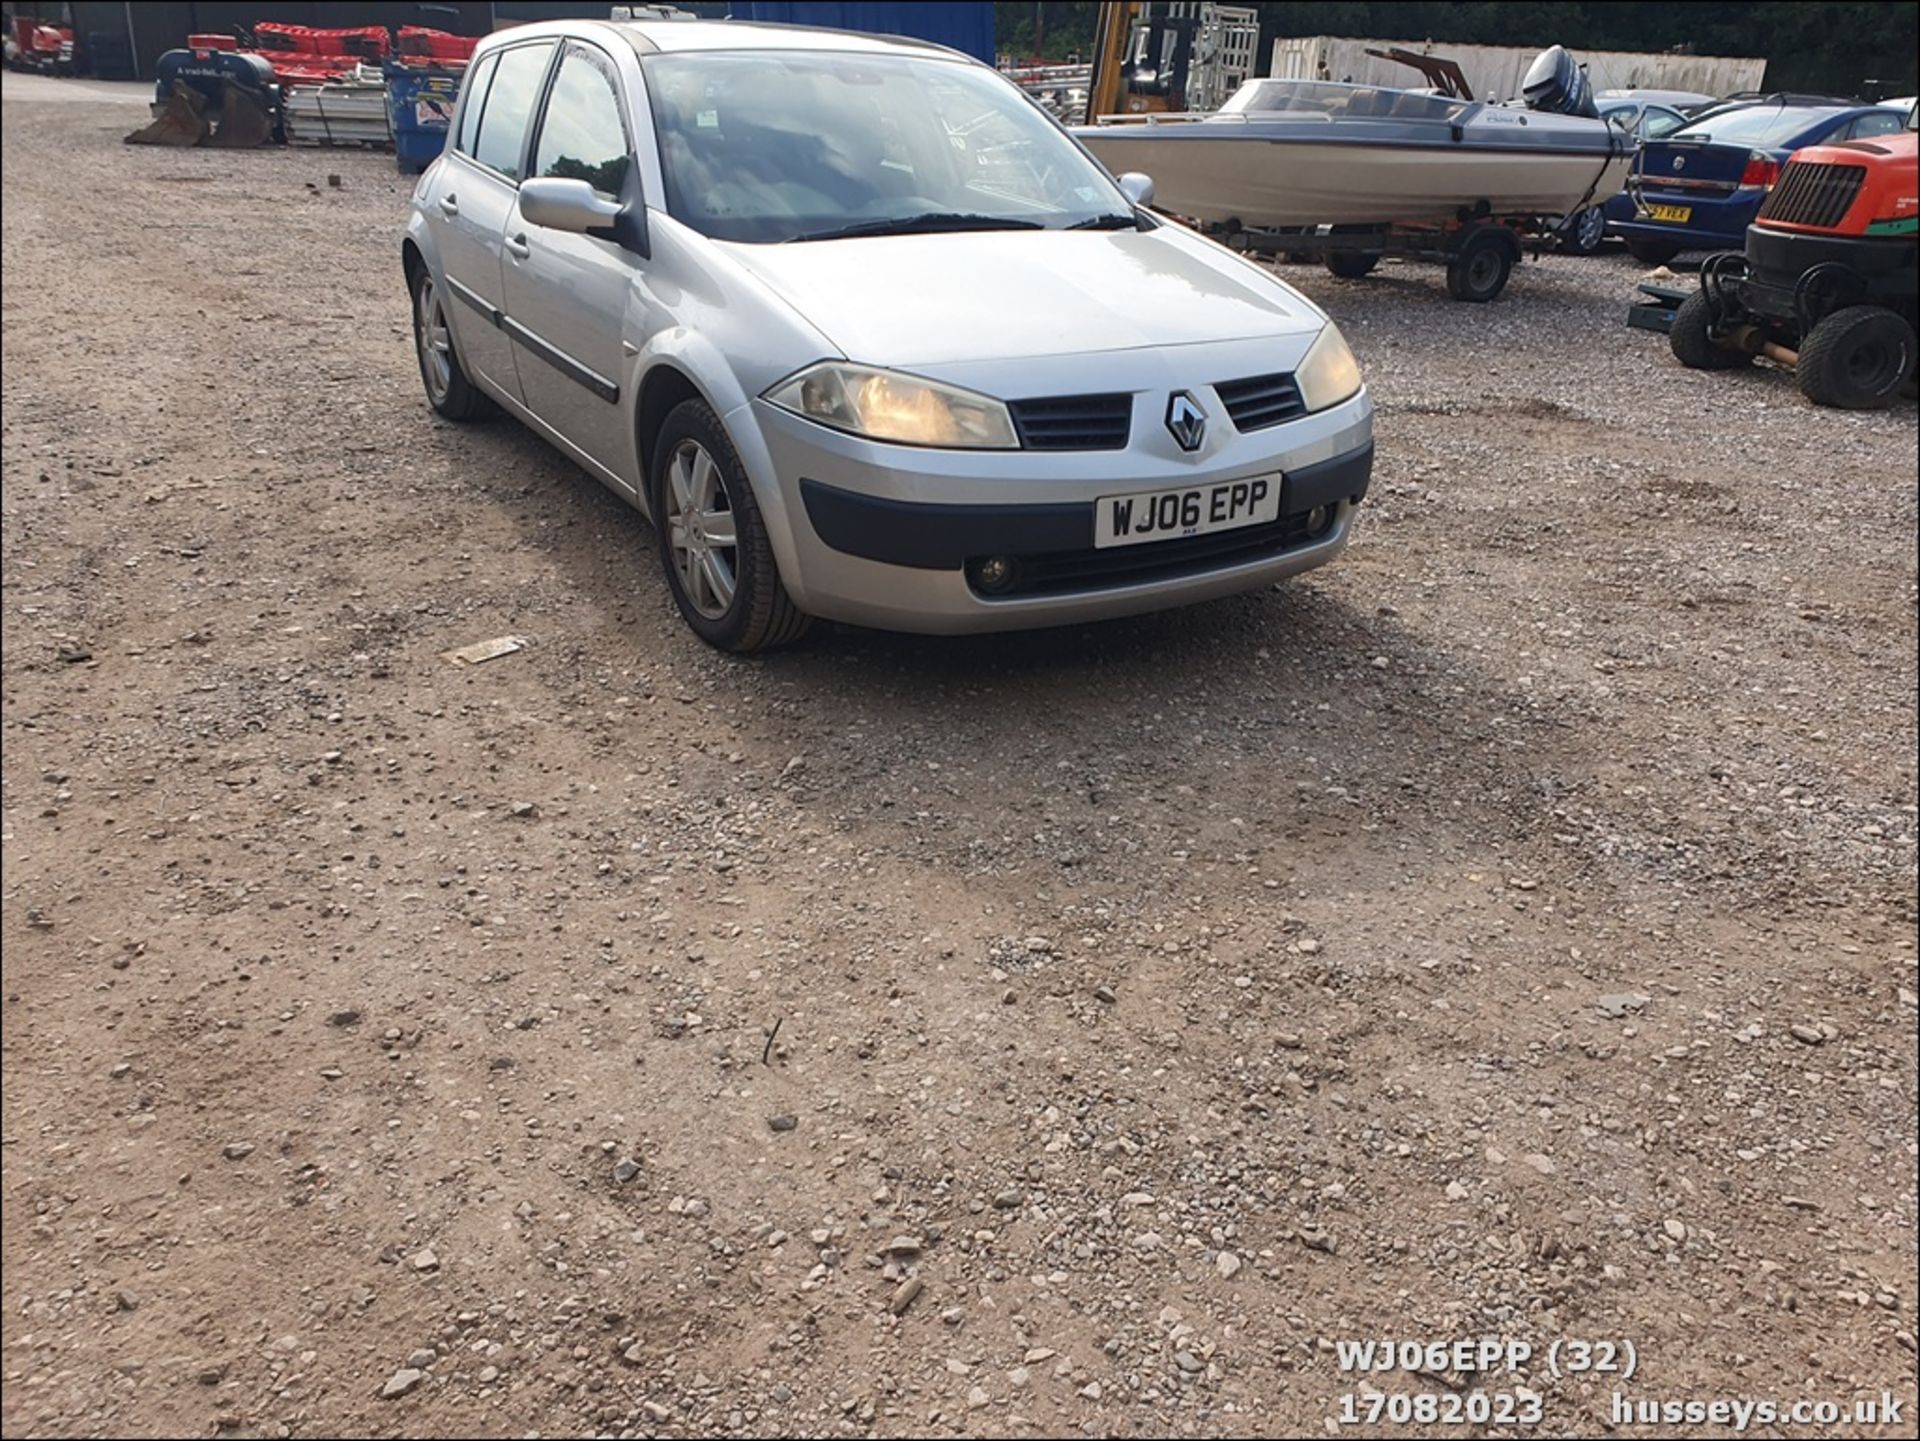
xmin=532 ymin=42 xmax=633 ymax=199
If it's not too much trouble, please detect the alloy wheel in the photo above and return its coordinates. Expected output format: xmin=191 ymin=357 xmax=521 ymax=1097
xmin=1575 ymin=206 xmax=1606 ymax=251
xmin=417 ymin=275 xmax=452 ymax=404
xmin=665 ymin=439 xmax=739 ymax=620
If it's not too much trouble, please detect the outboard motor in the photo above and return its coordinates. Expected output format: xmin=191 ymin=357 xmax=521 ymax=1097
xmin=1521 ymin=45 xmax=1598 ymax=118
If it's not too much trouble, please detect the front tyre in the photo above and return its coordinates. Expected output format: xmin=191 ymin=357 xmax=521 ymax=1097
xmin=1669 ymin=290 xmax=1751 ymax=370
xmin=1795 ymin=305 xmax=1916 ymax=410
xmin=411 ymin=267 xmax=491 ymax=421
xmin=651 ymin=399 xmax=812 ymax=653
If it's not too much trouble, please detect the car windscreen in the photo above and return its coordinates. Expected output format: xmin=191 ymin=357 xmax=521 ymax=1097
xmin=641 ymin=50 xmax=1130 ymax=243
xmin=1220 ymin=78 xmax=1468 ymax=123
xmin=1668 ymin=105 xmax=1838 ymax=146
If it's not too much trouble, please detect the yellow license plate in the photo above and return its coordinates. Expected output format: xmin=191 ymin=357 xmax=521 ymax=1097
xmin=1644 ymin=203 xmax=1692 ymax=223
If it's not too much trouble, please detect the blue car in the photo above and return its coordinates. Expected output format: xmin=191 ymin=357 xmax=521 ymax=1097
xmin=1604 ymin=96 xmax=1910 ymax=262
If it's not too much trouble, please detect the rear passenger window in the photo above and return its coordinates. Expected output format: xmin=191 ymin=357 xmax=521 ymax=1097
xmin=454 ymin=51 xmax=499 ymax=156
xmin=474 ymin=42 xmax=556 ymax=180
xmin=533 ymin=43 xmax=631 ymax=198
xmin=1844 ymin=111 xmax=1904 ymax=140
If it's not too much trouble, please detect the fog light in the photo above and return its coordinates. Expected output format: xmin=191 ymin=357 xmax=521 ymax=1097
xmin=972 ymin=555 xmax=1017 ymax=593
xmin=1305 ymin=504 xmax=1335 ymax=539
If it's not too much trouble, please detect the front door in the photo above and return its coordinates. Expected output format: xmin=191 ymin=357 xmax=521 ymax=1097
xmin=500 ymin=39 xmax=641 ymax=492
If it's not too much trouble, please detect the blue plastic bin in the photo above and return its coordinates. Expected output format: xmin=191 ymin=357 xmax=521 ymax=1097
xmin=384 ymin=63 xmax=463 ymax=174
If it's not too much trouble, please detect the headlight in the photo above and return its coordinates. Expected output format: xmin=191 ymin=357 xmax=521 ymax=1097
xmin=1295 ymin=323 xmax=1363 ymax=413
xmin=765 ymin=362 xmax=1018 ymax=449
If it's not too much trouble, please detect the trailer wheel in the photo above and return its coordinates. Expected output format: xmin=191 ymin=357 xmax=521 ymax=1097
xmin=1445 ymin=229 xmax=1516 ymax=303
xmin=1669 ymin=291 xmax=1752 ymax=371
xmin=1796 ymin=305 xmax=1917 ymax=410
xmin=1323 ymin=252 xmax=1381 ymax=279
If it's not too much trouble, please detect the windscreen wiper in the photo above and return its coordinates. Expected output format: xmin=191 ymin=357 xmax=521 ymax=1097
xmin=1065 ymin=212 xmax=1143 ymax=230
xmin=785 ymin=212 xmax=1047 ymax=243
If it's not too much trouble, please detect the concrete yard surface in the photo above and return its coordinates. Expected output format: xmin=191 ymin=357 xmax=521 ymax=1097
xmin=2 ymin=75 xmax=1917 ymax=1439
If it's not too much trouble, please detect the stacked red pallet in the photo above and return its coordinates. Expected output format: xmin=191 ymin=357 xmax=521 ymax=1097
xmin=395 ymin=27 xmax=478 ymax=65
xmin=262 ymin=54 xmax=364 ymax=84
xmin=251 ymin=23 xmax=390 ymax=59
xmin=178 ymin=22 xmax=474 ymax=88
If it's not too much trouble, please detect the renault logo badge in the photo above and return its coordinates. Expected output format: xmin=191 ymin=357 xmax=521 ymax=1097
xmin=1165 ymin=392 xmax=1207 ymax=451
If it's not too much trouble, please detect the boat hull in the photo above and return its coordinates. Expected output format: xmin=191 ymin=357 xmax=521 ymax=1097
xmin=1078 ymin=130 xmax=1632 ymax=229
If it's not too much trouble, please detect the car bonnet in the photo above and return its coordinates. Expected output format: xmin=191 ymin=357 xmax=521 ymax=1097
xmin=720 ymin=226 xmax=1324 ymax=369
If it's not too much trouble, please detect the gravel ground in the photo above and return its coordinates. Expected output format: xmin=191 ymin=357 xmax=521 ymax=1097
xmin=2 ymin=74 xmax=1916 ymax=1439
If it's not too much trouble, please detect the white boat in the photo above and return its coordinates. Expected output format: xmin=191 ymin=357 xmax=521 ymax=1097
xmin=1075 ymin=46 xmax=1632 ymax=230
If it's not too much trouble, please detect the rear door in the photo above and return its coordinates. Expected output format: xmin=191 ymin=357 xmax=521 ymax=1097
xmin=499 ymin=39 xmax=643 ymax=491
xmin=431 ymin=39 xmax=559 ymax=403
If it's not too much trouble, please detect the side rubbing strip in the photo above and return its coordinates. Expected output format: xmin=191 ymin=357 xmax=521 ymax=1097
xmin=502 ymin=317 xmax=620 ymax=404
xmin=445 ymin=276 xmax=500 ymax=327
xmin=442 ymin=274 xmax=619 ymax=404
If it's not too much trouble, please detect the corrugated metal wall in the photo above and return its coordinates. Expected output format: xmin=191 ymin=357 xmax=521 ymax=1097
xmin=1270 ymin=36 xmax=1766 ymax=104
xmin=728 ymin=2 xmax=993 ymax=64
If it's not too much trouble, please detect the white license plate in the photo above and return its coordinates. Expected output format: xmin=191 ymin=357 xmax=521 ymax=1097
xmin=1094 ymin=474 xmax=1282 ymax=548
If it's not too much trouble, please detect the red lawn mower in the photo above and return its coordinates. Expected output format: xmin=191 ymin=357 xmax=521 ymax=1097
xmin=1669 ymin=105 xmax=1918 ymax=409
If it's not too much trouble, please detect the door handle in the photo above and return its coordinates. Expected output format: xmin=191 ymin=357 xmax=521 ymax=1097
xmin=505 ymin=233 xmax=531 ymax=260
xmin=438 ymin=193 xmax=459 ymax=216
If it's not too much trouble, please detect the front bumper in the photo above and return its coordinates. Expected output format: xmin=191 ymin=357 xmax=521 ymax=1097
xmin=726 ymin=384 xmax=1373 ymax=635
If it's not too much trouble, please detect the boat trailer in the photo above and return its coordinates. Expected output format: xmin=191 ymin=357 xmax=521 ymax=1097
xmin=1208 ymin=214 xmax=1553 ymax=303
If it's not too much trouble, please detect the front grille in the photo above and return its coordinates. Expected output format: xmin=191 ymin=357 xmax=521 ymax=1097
xmin=1007 ymin=393 xmax=1132 ymax=450
xmin=1215 ymin=372 xmax=1306 ymax=432
xmin=970 ymin=510 xmax=1322 ymax=599
xmin=1758 ymin=160 xmax=1867 ymax=228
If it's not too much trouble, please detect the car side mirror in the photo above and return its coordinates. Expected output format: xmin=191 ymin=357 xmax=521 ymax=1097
xmin=519 ymin=174 xmax=650 ymax=258
xmin=1117 ymin=171 xmax=1155 ymax=207
xmin=519 ymin=176 xmax=621 ymax=233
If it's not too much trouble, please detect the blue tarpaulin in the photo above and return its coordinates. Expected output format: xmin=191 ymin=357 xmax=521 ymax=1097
xmin=727 ymin=3 xmax=995 ymax=64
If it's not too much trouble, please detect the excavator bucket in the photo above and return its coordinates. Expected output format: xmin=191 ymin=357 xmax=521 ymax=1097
xmin=124 ymin=82 xmax=209 ymax=147
xmin=207 ymin=79 xmax=274 ymax=149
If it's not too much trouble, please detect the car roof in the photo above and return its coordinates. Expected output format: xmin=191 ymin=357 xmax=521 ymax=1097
xmin=1682 ymin=97 xmax=1874 ymax=128
xmin=473 ymin=16 xmax=972 ymax=63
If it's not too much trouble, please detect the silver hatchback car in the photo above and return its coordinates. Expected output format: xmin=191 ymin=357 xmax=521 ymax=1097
xmin=403 ymin=17 xmax=1373 ymax=651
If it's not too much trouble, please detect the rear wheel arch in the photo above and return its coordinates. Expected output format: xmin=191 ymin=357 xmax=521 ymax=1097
xmin=401 ymin=238 xmax=426 ymax=293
